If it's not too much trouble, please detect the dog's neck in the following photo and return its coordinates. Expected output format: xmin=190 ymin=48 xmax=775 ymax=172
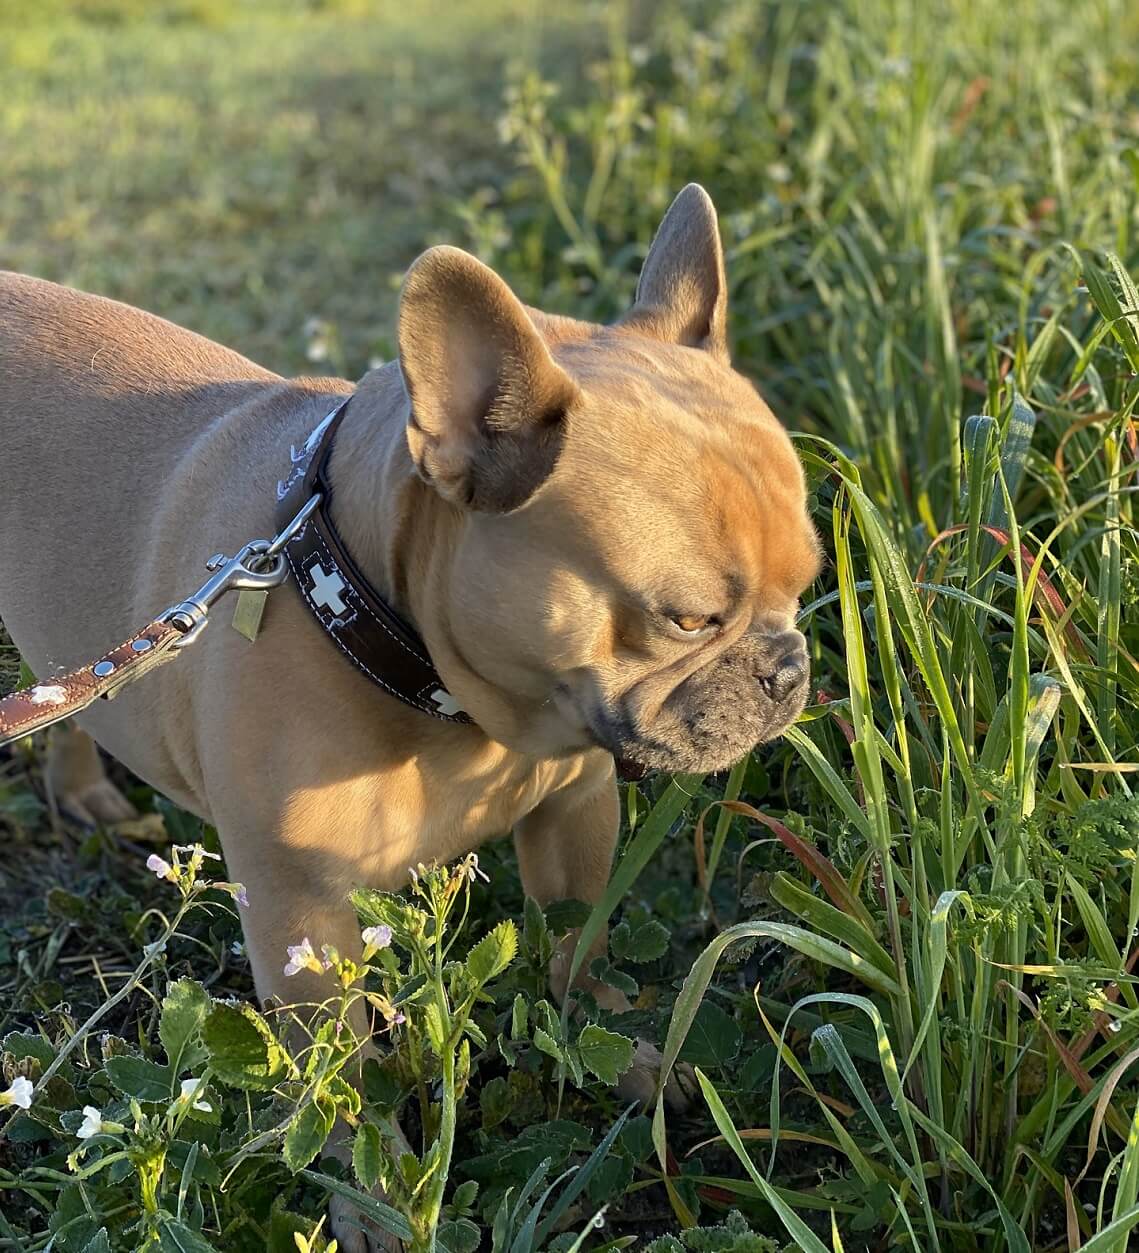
xmin=317 ymin=365 xmax=548 ymax=749
xmin=321 ymin=363 xmax=458 ymax=649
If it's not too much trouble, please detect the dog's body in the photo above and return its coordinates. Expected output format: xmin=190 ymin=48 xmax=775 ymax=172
xmin=0 ymin=187 xmax=819 ymax=1250
xmin=0 ymin=274 xmax=606 ymax=985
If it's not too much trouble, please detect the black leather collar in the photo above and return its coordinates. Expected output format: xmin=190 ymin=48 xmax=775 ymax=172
xmin=275 ymin=396 xmax=473 ymax=724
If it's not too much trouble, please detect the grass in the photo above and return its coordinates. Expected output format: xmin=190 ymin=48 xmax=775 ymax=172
xmin=2 ymin=0 xmax=1139 ymax=1249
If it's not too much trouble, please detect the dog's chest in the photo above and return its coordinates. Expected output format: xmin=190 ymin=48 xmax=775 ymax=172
xmin=280 ymin=744 xmax=583 ymax=891
xmin=409 ymin=751 xmax=579 ymax=858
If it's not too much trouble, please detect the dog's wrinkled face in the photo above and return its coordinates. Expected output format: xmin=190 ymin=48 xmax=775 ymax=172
xmin=398 ymin=185 xmax=821 ymax=771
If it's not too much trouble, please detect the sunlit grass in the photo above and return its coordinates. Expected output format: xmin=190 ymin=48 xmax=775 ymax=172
xmin=2 ymin=0 xmax=1138 ymax=1248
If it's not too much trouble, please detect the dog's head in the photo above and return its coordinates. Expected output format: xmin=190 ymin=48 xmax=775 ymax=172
xmin=397 ymin=185 xmax=821 ymax=772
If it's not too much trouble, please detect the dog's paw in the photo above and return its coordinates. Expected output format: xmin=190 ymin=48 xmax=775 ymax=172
xmin=617 ymin=1038 xmax=696 ymax=1111
xmin=328 ymin=1191 xmax=404 ymax=1253
xmin=58 ymin=778 xmax=138 ymax=828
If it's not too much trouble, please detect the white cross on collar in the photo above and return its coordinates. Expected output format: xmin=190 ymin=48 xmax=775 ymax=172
xmin=309 ymin=563 xmax=348 ymax=616
xmin=430 ymin=688 xmax=465 ymax=717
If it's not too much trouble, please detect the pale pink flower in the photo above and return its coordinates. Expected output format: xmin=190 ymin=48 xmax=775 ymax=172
xmin=283 ymin=937 xmax=328 ymax=977
xmin=361 ymin=925 xmax=392 ymax=952
xmin=146 ymin=854 xmax=174 ymax=881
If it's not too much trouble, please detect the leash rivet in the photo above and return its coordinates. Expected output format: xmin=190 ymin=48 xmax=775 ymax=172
xmin=131 ymin=639 xmax=154 ymax=654
xmin=93 ymin=660 xmax=115 ymax=677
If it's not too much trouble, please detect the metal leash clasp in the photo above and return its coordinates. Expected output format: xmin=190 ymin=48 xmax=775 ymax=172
xmin=161 ymin=493 xmax=322 ymax=646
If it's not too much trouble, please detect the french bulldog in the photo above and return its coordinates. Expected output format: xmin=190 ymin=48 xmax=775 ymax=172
xmin=0 ymin=185 xmax=820 ymax=1250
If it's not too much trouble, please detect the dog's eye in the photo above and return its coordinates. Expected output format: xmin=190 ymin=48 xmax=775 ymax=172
xmin=671 ymin=613 xmax=712 ymax=634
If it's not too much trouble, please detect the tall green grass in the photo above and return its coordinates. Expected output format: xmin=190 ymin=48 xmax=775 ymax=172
xmin=493 ymin=0 xmax=1139 ymax=1245
xmin=2 ymin=0 xmax=1139 ymax=1247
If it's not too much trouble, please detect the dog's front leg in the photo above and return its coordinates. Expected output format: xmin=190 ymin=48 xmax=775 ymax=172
xmin=513 ymin=757 xmax=689 ymax=1108
xmin=219 ymin=829 xmax=402 ymax=1253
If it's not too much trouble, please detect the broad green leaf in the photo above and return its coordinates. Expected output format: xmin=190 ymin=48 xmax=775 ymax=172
xmin=480 ymin=1076 xmax=511 ymax=1128
xmin=533 ymin=1026 xmax=564 ymax=1063
xmin=576 ymin=1025 xmax=635 ymax=1085
xmin=201 ymin=1002 xmax=288 ymax=1091
xmin=350 ymin=887 xmax=429 ymax=949
xmin=104 ymin=1055 xmax=175 ymax=1103
xmin=283 ymin=1096 xmax=336 ymax=1173
xmin=157 ymin=1219 xmax=218 ymax=1253
xmin=423 ymin=1001 xmax=448 ymax=1054
xmin=676 ymin=1002 xmax=742 ymax=1070
xmin=511 ymin=993 xmax=529 ymax=1040
xmin=438 ymin=1218 xmax=481 ymax=1253
xmin=467 ymin=920 xmax=518 ymax=985
xmin=523 ymin=895 xmax=548 ymax=957
xmin=353 ymin=1121 xmax=383 ymax=1191
xmin=160 ymin=980 xmax=209 ymax=1075
xmin=623 ymin=919 xmax=670 ymax=963
xmin=590 ymin=956 xmax=639 ymax=999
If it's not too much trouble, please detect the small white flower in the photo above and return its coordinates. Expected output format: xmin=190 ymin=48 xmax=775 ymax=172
xmin=143 ymin=939 xmax=167 ymax=960
xmin=178 ymin=1078 xmax=212 ymax=1113
xmin=146 ymin=854 xmax=174 ymax=881
xmin=173 ymin=845 xmax=220 ymax=860
xmin=361 ymin=924 xmax=392 ymax=952
xmin=29 ymin=684 xmax=67 ymax=706
xmin=75 ymin=1104 xmax=123 ymax=1139
xmin=230 ymin=940 xmax=245 ymax=957
xmin=77 ymin=1105 xmax=104 ymax=1139
xmin=463 ymin=854 xmax=490 ymax=884
xmin=0 ymin=1076 xmax=34 ymax=1109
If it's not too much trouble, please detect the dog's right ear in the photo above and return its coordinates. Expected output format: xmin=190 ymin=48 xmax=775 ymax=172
xmin=622 ymin=183 xmax=729 ymax=363
xmin=397 ymin=247 xmax=579 ymax=513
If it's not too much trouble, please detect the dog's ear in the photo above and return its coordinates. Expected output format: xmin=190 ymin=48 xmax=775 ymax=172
xmin=398 ymin=246 xmax=579 ymax=512
xmin=623 ymin=183 xmax=729 ymax=363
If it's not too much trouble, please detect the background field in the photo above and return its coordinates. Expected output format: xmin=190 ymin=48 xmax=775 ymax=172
xmin=2 ymin=1 xmax=1139 ymax=1250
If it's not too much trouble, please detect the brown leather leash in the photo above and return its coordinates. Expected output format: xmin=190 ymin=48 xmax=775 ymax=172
xmin=0 ymin=394 xmax=472 ymax=747
xmin=0 ymin=503 xmax=316 ymax=748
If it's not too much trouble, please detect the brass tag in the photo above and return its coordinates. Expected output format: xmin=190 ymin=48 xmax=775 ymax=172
xmin=231 ymin=590 xmax=268 ymax=643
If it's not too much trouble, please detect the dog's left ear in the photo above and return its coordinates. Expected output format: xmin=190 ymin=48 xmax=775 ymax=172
xmin=398 ymin=246 xmax=579 ymax=512
xmin=623 ymin=183 xmax=729 ymax=363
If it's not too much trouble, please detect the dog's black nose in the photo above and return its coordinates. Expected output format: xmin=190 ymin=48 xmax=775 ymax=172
xmin=759 ymin=634 xmax=809 ymax=703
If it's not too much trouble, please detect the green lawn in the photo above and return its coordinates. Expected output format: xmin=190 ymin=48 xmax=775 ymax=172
xmin=2 ymin=1 xmax=1139 ymax=1250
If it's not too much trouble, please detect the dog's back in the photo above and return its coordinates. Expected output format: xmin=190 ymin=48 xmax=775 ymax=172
xmin=0 ymin=272 xmax=278 ymax=680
